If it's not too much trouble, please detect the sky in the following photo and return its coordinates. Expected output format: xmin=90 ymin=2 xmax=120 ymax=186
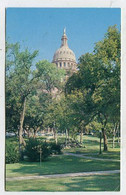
xmin=6 ymin=8 xmax=121 ymax=64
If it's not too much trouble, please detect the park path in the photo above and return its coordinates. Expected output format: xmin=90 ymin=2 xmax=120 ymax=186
xmin=64 ymin=152 xmax=120 ymax=162
xmin=6 ymin=170 xmax=120 ymax=181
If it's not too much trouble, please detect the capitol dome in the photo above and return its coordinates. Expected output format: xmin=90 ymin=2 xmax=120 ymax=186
xmin=52 ymin=28 xmax=77 ymax=72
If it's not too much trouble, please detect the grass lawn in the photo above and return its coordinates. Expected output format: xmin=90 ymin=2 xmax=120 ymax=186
xmin=6 ymin=155 xmax=120 ymax=178
xmin=6 ymin=135 xmax=120 ymax=160
xmin=6 ymin=135 xmax=120 ymax=191
xmin=6 ymin=173 xmax=120 ymax=191
xmin=63 ymin=135 xmax=120 ymax=160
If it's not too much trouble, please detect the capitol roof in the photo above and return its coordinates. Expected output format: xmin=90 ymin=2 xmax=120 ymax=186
xmin=53 ymin=28 xmax=76 ymax=64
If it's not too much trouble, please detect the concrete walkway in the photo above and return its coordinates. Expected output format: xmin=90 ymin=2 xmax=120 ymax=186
xmin=6 ymin=170 xmax=120 ymax=181
xmin=64 ymin=152 xmax=120 ymax=162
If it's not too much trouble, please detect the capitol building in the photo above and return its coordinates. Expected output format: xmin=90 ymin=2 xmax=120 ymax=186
xmin=52 ymin=28 xmax=77 ymax=74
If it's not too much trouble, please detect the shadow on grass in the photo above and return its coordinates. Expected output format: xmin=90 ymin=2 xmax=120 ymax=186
xmin=64 ymin=136 xmax=120 ymax=160
xmin=6 ymin=155 xmax=120 ymax=178
xmin=55 ymin=174 xmax=120 ymax=192
xmin=84 ymin=139 xmax=99 ymax=146
xmin=94 ymin=150 xmax=120 ymax=159
xmin=79 ymin=150 xmax=120 ymax=160
xmin=6 ymin=173 xmax=120 ymax=192
xmin=57 ymin=174 xmax=120 ymax=192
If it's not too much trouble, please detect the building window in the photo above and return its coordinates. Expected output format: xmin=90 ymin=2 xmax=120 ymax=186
xmin=60 ymin=62 xmax=62 ymax=67
xmin=64 ymin=62 xmax=66 ymax=67
xmin=68 ymin=63 xmax=70 ymax=67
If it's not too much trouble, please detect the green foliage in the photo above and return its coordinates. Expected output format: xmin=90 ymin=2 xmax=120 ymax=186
xmin=25 ymin=138 xmax=40 ymax=162
xmin=35 ymin=60 xmax=65 ymax=92
xmin=25 ymin=138 xmax=63 ymax=162
xmin=24 ymin=93 xmax=50 ymax=135
xmin=94 ymin=25 xmax=120 ymax=65
xmin=65 ymin=25 xmax=120 ymax=143
xmin=6 ymin=26 xmax=120 ymax=154
xmin=49 ymin=142 xmax=63 ymax=154
xmin=6 ymin=42 xmax=65 ymax=136
xmin=6 ymin=42 xmax=38 ymax=132
xmin=44 ymin=95 xmax=78 ymax=138
xmin=41 ymin=141 xmax=51 ymax=160
xmin=6 ymin=141 xmax=20 ymax=164
xmin=25 ymin=138 xmax=50 ymax=162
xmin=6 ymin=42 xmax=65 ymax=157
xmin=94 ymin=25 xmax=120 ymax=120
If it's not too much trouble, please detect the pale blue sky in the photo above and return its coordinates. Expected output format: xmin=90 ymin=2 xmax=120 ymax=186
xmin=6 ymin=8 xmax=121 ymax=63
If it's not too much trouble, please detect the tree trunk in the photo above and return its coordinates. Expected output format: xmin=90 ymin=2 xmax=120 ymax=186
xmin=117 ymin=124 xmax=120 ymax=144
xmin=47 ymin=126 xmax=49 ymax=133
xmin=65 ymin=129 xmax=67 ymax=146
xmin=68 ymin=129 xmax=70 ymax=142
xmin=33 ymin=129 xmax=36 ymax=138
xmin=27 ymin=129 xmax=30 ymax=138
xmin=112 ymin=133 xmax=115 ymax=148
xmin=19 ymin=97 xmax=26 ymax=159
xmin=33 ymin=127 xmax=40 ymax=138
xmin=80 ymin=127 xmax=83 ymax=144
xmin=112 ymin=126 xmax=116 ymax=148
xmin=55 ymin=131 xmax=57 ymax=144
xmin=102 ymin=128 xmax=108 ymax=151
xmin=53 ymin=128 xmax=57 ymax=144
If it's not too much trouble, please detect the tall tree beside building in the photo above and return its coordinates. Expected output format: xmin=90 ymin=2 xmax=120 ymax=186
xmin=6 ymin=43 xmax=65 ymax=158
xmin=65 ymin=25 xmax=120 ymax=151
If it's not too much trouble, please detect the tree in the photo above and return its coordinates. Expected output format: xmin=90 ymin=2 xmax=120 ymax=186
xmin=6 ymin=43 xmax=38 ymax=156
xmin=66 ymin=90 xmax=96 ymax=143
xmin=93 ymin=25 xmax=120 ymax=151
xmin=65 ymin=25 xmax=120 ymax=151
xmin=6 ymin=42 xmax=65 ymax=158
xmin=65 ymin=54 xmax=99 ymax=144
xmin=24 ymin=92 xmax=51 ymax=138
xmin=43 ymin=100 xmax=59 ymax=143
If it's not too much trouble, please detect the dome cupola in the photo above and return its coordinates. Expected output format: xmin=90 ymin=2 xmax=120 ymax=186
xmin=52 ymin=28 xmax=77 ymax=72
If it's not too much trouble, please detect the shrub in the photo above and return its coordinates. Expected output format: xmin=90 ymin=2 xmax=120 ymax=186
xmin=41 ymin=141 xmax=51 ymax=159
xmin=6 ymin=142 xmax=20 ymax=164
xmin=25 ymin=138 xmax=50 ymax=162
xmin=49 ymin=142 xmax=63 ymax=155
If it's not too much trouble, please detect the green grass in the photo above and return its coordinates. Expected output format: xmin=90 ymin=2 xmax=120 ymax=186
xmin=6 ymin=155 xmax=120 ymax=178
xmin=63 ymin=135 xmax=120 ymax=160
xmin=6 ymin=135 xmax=120 ymax=191
xmin=64 ymin=147 xmax=120 ymax=160
xmin=6 ymin=173 xmax=120 ymax=191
